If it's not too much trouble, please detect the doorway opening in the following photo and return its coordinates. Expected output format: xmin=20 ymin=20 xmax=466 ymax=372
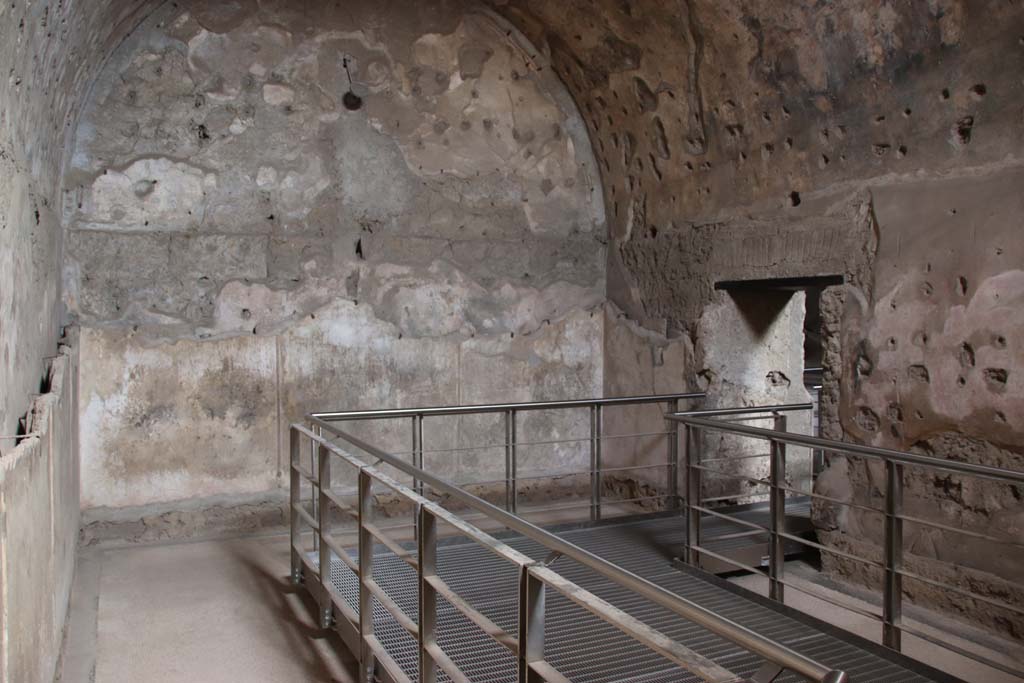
xmin=714 ymin=274 xmax=844 ymax=467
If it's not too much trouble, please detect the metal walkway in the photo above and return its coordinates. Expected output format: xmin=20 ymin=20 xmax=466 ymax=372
xmin=294 ymin=394 xmax=1024 ymax=681
xmin=313 ymin=513 xmax=949 ymax=683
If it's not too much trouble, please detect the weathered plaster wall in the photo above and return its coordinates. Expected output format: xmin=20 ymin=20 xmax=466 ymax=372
xmin=696 ymin=291 xmax=813 ymax=501
xmin=0 ymin=337 xmax=79 ymax=683
xmin=601 ymin=302 xmax=694 ymax=500
xmin=0 ymin=3 xmax=165 ymax=679
xmin=65 ymin=0 xmax=607 ymax=516
xmin=0 ymin=0 xmax=162 ymax=444
xmin=815 ymin=165 xmax=1024 ymax=639
xmin=491 ymin=0 xmax=1024 ymax=637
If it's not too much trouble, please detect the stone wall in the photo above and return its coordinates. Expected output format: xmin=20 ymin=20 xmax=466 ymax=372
xmin=0 ymin=336 xmax=79 ymax=683
xmin=64 ymin=0 xmax=607 ymax=519
xmin=491 ymin=0 xmax=1024 ymax=637
xmin=0 ymin=0 xmax=162 ymax=443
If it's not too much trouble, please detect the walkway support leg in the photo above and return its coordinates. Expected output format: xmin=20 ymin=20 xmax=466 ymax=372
xmin=518 ymin=565 xmax=545 ymax=683
xmin=418 ymin=505 xmax=438 ymax=683
xmin=318 ymin=443 xmax=333 ymax=628
xmin=289 ymin=427 xmax=302 ymax=585
xmin=358 ymin=470 xmax=376 ymax=682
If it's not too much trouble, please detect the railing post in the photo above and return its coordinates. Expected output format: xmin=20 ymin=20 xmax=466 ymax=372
xmin=289 ymin=426 xmax=302 ymax=585
xmin=412 ymin=414 xmax=424 ymax=542
xmin=590 ymin=404 xmax=603 ymax=521
xmin=684 ymin=424 xmax=702 ymax=566
xmin=418 ymin=505 xmax=438 ymax=683
xmin=412 ymin=414 xmax=424 ymax=496
xmin=312 ymin=426 xmax=320 ymax=554
xmin=768 ymin=414 xmax=787 ymax=603
xmin=318 ymin=443 xmax=333 ymax=628
xmin=667 ymin=399 xmax=680 ymax=511
xmin=883 ymin=460 xmax=904 ymax=651
xmin=506 ymin=409 xmax=518 ymax=514
xmin=518 ymin=565 xmax=545 ymax=683
xmin=357 ymin=470 xmax=376 ymax=682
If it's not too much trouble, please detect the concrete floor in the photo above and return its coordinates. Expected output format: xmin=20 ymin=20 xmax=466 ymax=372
xmin=59 ymin=524 xmax=1023 ymax=683
xmin=59 ymin=534 xmax=359 ymax=682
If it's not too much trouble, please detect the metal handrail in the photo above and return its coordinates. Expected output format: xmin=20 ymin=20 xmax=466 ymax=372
xmin=309 ymin=415 xmax=848 ymax=683
xmin=290 ymin=422 xmax=775 ymax=683
xmin=669 ymin=409 xmax=1024 ymax=679
xmin=671 ymin=404 xmax=812 ymax=418
xmin=671 ymin=415 xmax=1024 ymax=484
xmin=312 ymin=392 xmax=706 ymax=421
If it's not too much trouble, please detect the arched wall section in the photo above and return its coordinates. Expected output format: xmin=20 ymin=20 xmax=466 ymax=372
xmin=1 ymin=3 xmax=168 ymax=681
xmin=3 ymin=2 xmax=1024 ymax=670
xmin=0 ymin=0 xmax=165 ymax=441
xmin=490 ymin=0 xmax=1024 ymax=639
xmin=63 ymin=0 xmax=608 ymax=524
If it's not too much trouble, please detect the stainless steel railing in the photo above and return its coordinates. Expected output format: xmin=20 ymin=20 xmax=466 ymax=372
xmin=290 ymin=410 xmax=850 ymax=683
xmin=668 ymin=409 xmax=1024 ymax=678
xmin=313 ymin=392 xmax=705 ymax=520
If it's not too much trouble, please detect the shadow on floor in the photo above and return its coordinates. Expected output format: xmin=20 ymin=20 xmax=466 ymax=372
xmin=225 ymin=539 xmax=359 ymax=682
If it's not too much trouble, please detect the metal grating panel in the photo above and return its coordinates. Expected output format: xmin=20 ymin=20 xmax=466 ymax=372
xmin=310 ymin=513 xmax=942 ymax=683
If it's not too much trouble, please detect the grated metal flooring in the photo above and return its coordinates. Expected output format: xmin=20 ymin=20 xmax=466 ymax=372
xmin=312 ymin=512 xmax=945 ymax=683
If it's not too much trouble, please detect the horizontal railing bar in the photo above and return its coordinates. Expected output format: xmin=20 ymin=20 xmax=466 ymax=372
xmin=531 ymin=564 xmax=744 ymax=683
xmin=323 ymin=430 xmax=676 ymax=460
xmin=362 ymin=522 xmax=419 ymax=570
xmin=364 ymin=576 xmax=418 ymax=635
xmin=313 ymin=500 xmax=665 ymax=543
xmin=307 ymin=418 xmax=842 ymax=683
xmin=423 ymin=642 xmax=472 ymax=683
xmin=292 ymin=503 xmax=319 ymax=531
xmin=456 ymin=462 xmax=671 ymax=488
xmin=690 ymin=544 xmax=767 ymax=575
xmin=709 ymin=528 xmax=770 ymax=542
xmin=701 ymin=453 xmax=773 ymax=463
xmin=899 ymin=623 xmax=1024 ymax=679
xmin=425 ymin=574 xmax=518 ymax=653
xmin=897 ymin=513 xmax=1024 ymax=549
xmin=364 ymin=634 xmax=415 ymax=683
xmin=326 ymin=583 xmax=359 ymax=626
xmin=691 ymin=505 xmax=771 ymax=535
xmin=770 ymin=484 xmax=883 ymax=517
xmin=688 ymin=556 xmax=882 ymax=626
xmin=673 ymin=415 xmax=1024 ymax=484
xmin=294 ymin=425 xmax=536 ymax=570
xmin=774 ymin=577 xmax=885 ymax=623
xmin=702 ymin=480 xmax=884 ymax=520
xmin=692 ymin=464 xmax=770 ymax=486
xmin=321 ymin=534 xmax=359 ymax=574
xmin=671 ymin=403 xmax=812 ymax=418
xmin=897 ymin=567 xmax=1024 ymax=617
xmin=775 ymin=531 xmax=885 ymax=570
xmin=321 ymin=487 xmax=357 ymax=520
xmin=510 ymin=495 xmax=668 ymax=512
xmin=313 ymin=392 xmax=705 ymax=421
xmin=701 ymin=493 xmax=765 ymax=504
xmin=291 ymin=461 xmax=317 ymax=484
xmin=691 ymin=507 xmax=885 ymax=574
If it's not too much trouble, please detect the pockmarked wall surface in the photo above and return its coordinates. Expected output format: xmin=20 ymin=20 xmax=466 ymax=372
xmin=0 ymin=0 xmax=163 ymax=444
xmin=491 ymin=0 xmax=1024 ymax=637
xmin=66 ymin=0 xmax=606 ymax=516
